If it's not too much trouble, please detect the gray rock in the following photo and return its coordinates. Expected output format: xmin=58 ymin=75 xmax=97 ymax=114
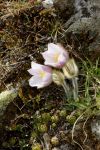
xmin=91 ymin=116 xmax=100 ymax=140
xmin=61 ymin=0 xmax=100 ymax=54
xmin=0 ymin=89 xmax=17 ymax=117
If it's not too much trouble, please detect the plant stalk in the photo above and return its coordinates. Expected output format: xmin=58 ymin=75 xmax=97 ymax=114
xmin=72 ymin=77 xmax=78 ymax=101
xmin=62 ymin=80 xmax=71 ymax=100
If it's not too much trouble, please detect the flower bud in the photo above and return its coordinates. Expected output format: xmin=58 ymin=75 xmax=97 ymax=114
xmin=52 ymin=70 xmax=65 ymax=86
xmin=63 ymin=59 xmax=78 ymax=79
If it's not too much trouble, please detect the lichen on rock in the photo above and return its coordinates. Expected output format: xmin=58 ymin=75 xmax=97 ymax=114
xmin=0 ymin=89 xmax=17 ymax=117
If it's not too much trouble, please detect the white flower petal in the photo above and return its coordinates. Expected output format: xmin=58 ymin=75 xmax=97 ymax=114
xmin=43 ymin=72 xmax=52 ymax=83
xmin=48 ymin=43 xmax=61 ymax=53
xmin=37 ymin=84 xmax=45 ymax=89
xmin=31 ymin=62 xmax=37 ymax=68
xmin=42 ymin=43 xmax=69 ymax=68
xmin=37 ymin=72 xmax=52 ymax=89
xmin=44 ymin=61 xmax=58 ymax=67
xmin=31 ymin=62 xmax=43 ymax=70
xmin=43 ymin=53 xmax=66 ymax=68
xmin=42 ymin=51 xmax=53 ymax=62
xmin=41 ymin=65 xmax=52 ymax=74
xmin=58 ymin=53 xmax=67 ymax=67
xmin=29 ymin=76 xmax=42 ymax=87
xmin=28 ymin=68 xmax=34 ymax=75
xmin=28 ymin=62 xmax=52 ymax=88
xmin=37 ymin=81 xmax=49 ymax=89
xmin=57 ymin=43 xmax=69 ymax=56
xmin=28 ymin=68 xmax=41 ymax=76
xmin=42 ymin=52 xmax=55 ymax=62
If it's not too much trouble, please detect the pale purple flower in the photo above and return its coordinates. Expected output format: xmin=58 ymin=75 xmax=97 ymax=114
xmin=28 ymin=62 xmax=52 ymax=88
xmin=42 ymin=43 xmax=69 ymax=68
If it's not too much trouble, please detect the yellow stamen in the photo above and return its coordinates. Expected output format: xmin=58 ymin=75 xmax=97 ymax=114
xmin=53 ymin=53 xmax=59 ymax=62
xmin=40 ymin=71 xmax=46 ymax=78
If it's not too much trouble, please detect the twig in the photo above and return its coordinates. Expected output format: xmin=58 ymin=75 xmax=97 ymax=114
xmin=83 ymin=115 xmax=91 ymax=150
xmin=72 ymin=112 xmax=84 ymax=150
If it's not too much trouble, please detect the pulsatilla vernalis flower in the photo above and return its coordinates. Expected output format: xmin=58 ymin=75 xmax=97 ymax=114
xmin=42 ymin=43 xmax=69 ymax=68
xmin=63 ymin=59 xmax=78 ymax=79
xmin=28 ymin=62 xmax=52 ymax=88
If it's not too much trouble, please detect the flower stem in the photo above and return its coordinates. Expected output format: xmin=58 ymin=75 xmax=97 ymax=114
xmin=72 ymin=77 xmax=78 ymax=101
xmin=62 ymin=80 xmax=71 ymax=100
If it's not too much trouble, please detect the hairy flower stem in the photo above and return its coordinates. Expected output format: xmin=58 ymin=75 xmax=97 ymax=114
xmin=62 ymin=80 xmax=71 ymax=100
xmin=72 ymin=77 xmax=78 ymax=100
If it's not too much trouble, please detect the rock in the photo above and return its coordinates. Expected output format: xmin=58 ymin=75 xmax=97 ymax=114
xmin=54 ymin=0 xmax=75 ymax=19
xmin=91 ymin=116 xmax=100 ymax=140
xmin=0 ymin=89 xmax=18 ymax=117
xmin=61 ymin=0 xmax=100 ymax=57
xmin=42 ymin=0 xmax=54 ymax=9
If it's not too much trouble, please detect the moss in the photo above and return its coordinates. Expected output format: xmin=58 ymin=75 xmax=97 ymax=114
xmin=51 ymin=115 xmax=59 ymax=123
xmin=32 ymin=143 xmax=42 ymax=150
xmin=37 ymin=124 xmax=48 ymax=133
xmin=66 ymin=115 xmax=76 ymax=125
